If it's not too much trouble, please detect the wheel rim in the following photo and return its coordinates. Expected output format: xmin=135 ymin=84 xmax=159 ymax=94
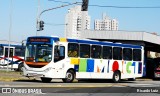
xmin=66 ymin=72 xmax=73 ymax=81
xmin=115 ymin=74 xmax=119 ymax=81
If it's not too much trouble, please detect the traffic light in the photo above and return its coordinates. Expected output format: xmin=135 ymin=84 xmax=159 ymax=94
xmin=39 ymin=20 xmax=44 ymax=31
xmin=37 ymin=20 xmax=44 ymax=31
xmin=81 ymin=0 xmax=89 ymax=11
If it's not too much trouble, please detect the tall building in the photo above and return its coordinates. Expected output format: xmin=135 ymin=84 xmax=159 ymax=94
xmin=94 ymin=13 xmax=118 ymax=31
xmin=65 ymin=6 xmax=90 ymax=38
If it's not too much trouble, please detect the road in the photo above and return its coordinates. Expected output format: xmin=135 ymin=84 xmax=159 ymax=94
xmin=0 ymin=78 xmax=160 ymax=96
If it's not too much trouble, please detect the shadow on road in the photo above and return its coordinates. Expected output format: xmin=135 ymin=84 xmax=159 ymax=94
xmin=77 ymin=79 xmax=135 ymax=83
xmin=13 ymin=79 xmax=135 ymax=84
xmin=13 ymin=79 xmax=42 ymax=83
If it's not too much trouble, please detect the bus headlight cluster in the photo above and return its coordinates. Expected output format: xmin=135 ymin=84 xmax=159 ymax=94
xmin=44 ymin=67 xmax=52 ymax=72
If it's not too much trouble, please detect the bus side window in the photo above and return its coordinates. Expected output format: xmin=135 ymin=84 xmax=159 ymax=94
xmin=91 ymin=45 xmax=102 ymax=59
xmin=15 ymin=48 xmax=24 ymax=57
xmin=80 ymin=44 xmax=90 ymax=58
xmin=123 ymin=48 xmax=132 ymax=60
xmin=113 ymin=47 xmax=122 ymax=60
xmin=103 ymin=46 xmax=112 ymax=59
xmin=68 ymin=43 xmax=79 ymax=57
xmin=133 ymin=49 xmax=141 ymax=61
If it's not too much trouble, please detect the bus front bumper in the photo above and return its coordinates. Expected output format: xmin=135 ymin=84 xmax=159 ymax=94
xmin=23 ymin=67 xmax=53 ymax=78
xmin=22 ymin=67 xmax=65 ymax=78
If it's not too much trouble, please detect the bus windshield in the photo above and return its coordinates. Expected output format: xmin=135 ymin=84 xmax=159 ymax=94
xmin=25 ymin=44 xmax=52 ymax=62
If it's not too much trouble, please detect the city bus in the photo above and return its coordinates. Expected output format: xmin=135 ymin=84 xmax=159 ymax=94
xmin=23 ymin=36 xmax=144 ymax=83
xmin=0 ymin=44 xmax=25 ymax=71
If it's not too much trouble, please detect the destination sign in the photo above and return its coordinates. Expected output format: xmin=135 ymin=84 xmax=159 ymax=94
xmin=28 ymin=38 xmax=50 ymax=43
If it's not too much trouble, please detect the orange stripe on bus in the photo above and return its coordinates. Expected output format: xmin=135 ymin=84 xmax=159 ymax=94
xmin=25 ymin=62 xmax=48 ymax=65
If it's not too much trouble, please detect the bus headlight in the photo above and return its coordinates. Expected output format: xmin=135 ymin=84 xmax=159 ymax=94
xmin=44 ymin=67 xmax=52 ymax=72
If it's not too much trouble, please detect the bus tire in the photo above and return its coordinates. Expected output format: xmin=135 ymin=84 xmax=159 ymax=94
xmin=112 ymin=71 xmax=121 ymax=83
xmin=17 ymin=63 xmax=24 ymax=72
xmin=62 ymin=70 xmax=75 ymax=83
xmin=41 ymin=77 xmax=52 ymax=83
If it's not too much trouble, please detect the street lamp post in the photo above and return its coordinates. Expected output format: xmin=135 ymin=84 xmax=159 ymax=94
xmin=36 ymin=2 xmax=79 ymax=32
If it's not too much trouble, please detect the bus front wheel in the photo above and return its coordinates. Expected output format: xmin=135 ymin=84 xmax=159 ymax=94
xmin=41 ymin=77 xmax=52 ymax=83
xmin=112 ymin=71 xmax=121 ymax=83
xmin=62 ymin=70 xmax=75 ymax=83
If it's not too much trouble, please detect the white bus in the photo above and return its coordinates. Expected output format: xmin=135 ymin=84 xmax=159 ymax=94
xmin=0 ymin=44 xmax=25 ymax=71
xmin=23 ymin=36 xmax=144 ymax=83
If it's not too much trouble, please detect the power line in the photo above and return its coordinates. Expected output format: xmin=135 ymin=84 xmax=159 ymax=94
xmin=45 ymin=23 xmax=67 ymax=26
xmin=48 ymin=0 xmax=160 ymax=9
xmin=48 ymin=0 xmax=72 ymax=4
xmin=89 ymin=5 xmax=160 ymax=9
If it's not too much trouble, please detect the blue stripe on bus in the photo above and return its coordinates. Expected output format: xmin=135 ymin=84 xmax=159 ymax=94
xmin=87 ymin=59 xmax=94 ymax=72
xmin=74 ymin=65 xmax=79 ymax=72
xmin=138 ymin=62 xmax=142 ymax=74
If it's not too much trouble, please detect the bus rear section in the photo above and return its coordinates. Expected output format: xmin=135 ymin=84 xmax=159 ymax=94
xmin=23 ymin=36 xmax=144 ymax=83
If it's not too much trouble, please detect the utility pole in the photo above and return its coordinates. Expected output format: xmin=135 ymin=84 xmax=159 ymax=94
xmin=7 ymin=0 xmax=13 ymax=72
xmin=36 ymin=0 xmax=41 ymax=35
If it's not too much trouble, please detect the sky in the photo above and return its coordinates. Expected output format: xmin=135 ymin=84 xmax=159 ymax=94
xmin=0 ymin=0 xmax=160 ymax=42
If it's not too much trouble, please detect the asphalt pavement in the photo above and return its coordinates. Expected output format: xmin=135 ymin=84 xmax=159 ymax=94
xmin=0 ymin=78 xmax=160 ymax=96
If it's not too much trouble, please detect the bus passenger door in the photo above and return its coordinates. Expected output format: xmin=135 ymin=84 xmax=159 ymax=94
xmin=54 ymin=45 xmax=65 ymax=69
xmin=4 ymin=47 xmax=15 ymax=64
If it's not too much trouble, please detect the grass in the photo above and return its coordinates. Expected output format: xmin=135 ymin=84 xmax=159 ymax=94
xmin=0 ymin=70 xmax=28 ymax=82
